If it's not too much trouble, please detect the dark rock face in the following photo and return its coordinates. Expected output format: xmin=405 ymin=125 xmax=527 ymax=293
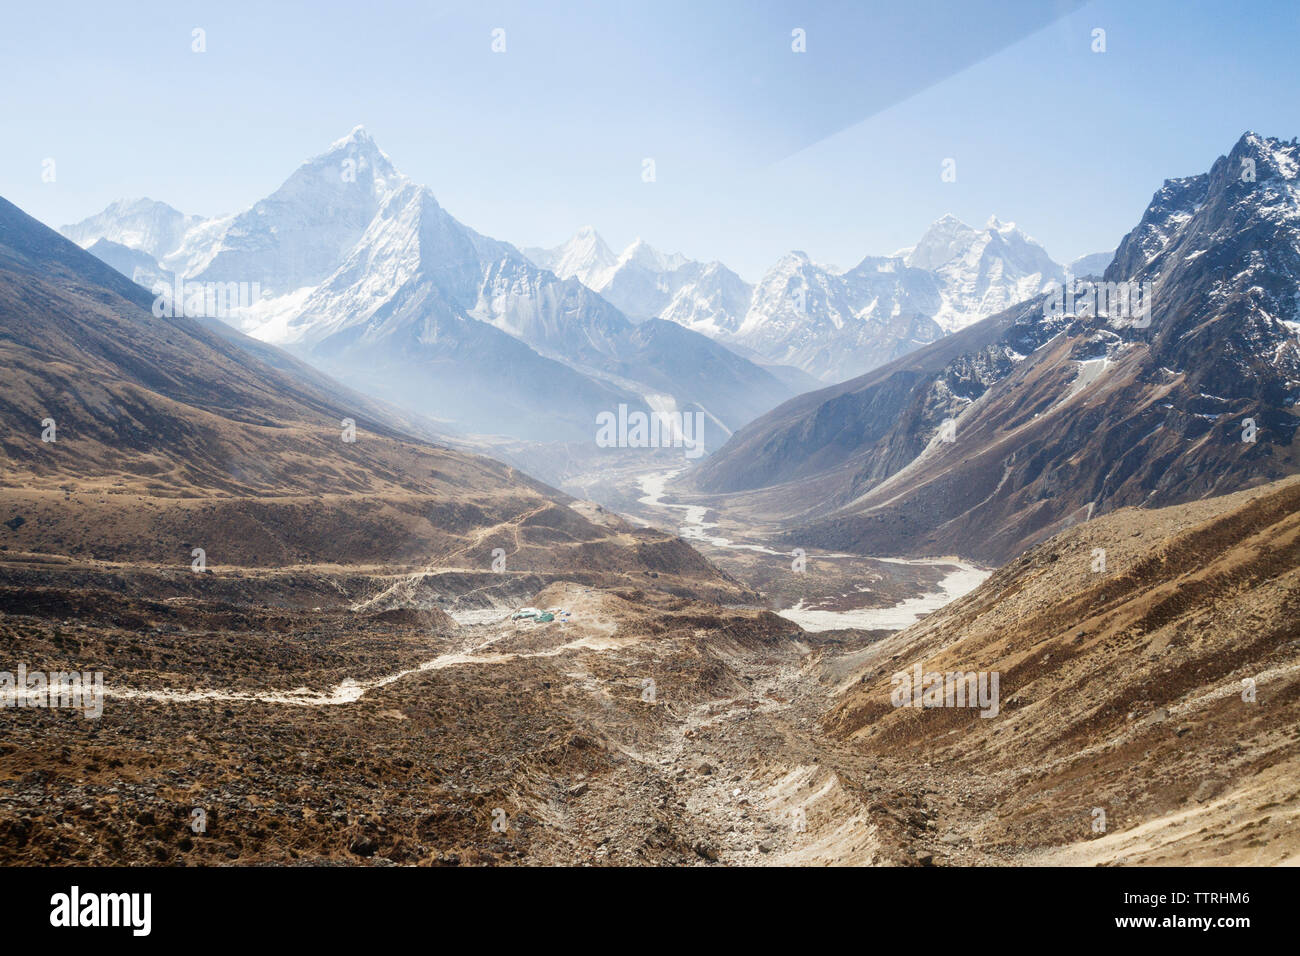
xmin=1107 ymin=174 xmax=1210 ymax=282
xmin=691 ymin=133 xmax=1300 ymax=564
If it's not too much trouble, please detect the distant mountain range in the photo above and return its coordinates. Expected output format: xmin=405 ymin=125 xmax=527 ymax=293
xmin=1 ymin=191 xmax=738 ymax=591
xmin=60 ymin=127 xmax=1125 ymax=454
xmin=685 ymin=131 xmax=1300 ymax=564
xmin=526 ymin=215 xmax=1100 ymax=384
xmin=59 ymin=128 xmax=794 ymax=448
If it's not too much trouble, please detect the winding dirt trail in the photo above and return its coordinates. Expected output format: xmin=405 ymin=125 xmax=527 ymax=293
xmin=89 ymin=616 xmax=638 ymax=708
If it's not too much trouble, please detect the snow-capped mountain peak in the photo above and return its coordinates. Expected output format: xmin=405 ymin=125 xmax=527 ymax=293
xmin=305 ymin=124 xmax=403 ymax=192
xmin=162 ymin=128 xmax=410 ymax=294
xmin=903 ymin=214 xmax=981 ymax=272
xmin=728 ymin=246 xmax=944 ymax=381
xmin=328 ymin=123 xmax=378 ymax=150
xmin=60 ymin=198 xmax=201 ymax=261
xmin=618 ymin=238 xmax=688 ymax=274
xmin=523 ymin=230 xmax=736 ymax=324
xmin=63 ymin=128 xmax=798 ymax=445
xmin=526 ymin=225 xmax=619 ymax=287
xmin=903 ymin=213 xmax=1064 ymax=332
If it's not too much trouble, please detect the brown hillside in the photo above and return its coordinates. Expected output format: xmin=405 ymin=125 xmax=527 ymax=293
xmin=826 ymin=476 xmax=1300 ymax=864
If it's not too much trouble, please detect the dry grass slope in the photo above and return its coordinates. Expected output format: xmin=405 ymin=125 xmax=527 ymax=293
xmin=826 ymin=476 xmax=1300 ymax=864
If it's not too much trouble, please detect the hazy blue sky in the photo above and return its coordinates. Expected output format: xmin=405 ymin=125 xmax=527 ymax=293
xmin=3 ymin=0 xmax=1298 ymax=279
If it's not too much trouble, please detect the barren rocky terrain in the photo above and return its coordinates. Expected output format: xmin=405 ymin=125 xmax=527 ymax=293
xmin=2 ymin=163 xmax=1297 ymax=869
xmin=3 ymin=474 xmax=1295 ymax=866
xmin=828 ymin=475 xmax=1300 ymax=865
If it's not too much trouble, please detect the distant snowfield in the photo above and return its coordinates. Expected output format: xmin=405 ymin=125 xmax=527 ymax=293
xmin=635 ymin=469 xmax=990 ymax=632
xmin=1062 ymin=355 xmax=1112 ymax=404
xmin=237 ymin=286 xmax=318 ymax=344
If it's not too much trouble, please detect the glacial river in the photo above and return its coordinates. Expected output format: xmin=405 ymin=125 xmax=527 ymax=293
xmin=636 ymin=469 xmax=989 ymax=632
